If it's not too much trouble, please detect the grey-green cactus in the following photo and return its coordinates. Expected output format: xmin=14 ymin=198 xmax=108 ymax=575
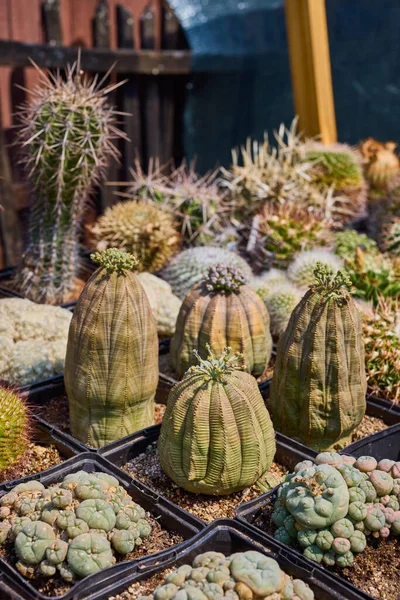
xmin=287 ymin=249 xmax=344 ymax=289
xmin=65 ymin=249 xmax=159 ymax=447
xmin=270 ymin=263 xmax=367 ymax=451
xmin=137 ymin=272 xmax=182 ymax=337
xmin=0 ymin=471 xmax=152 ymax=582
xmin=271 ymin=453 xmax=400 ymax=568
xmin=263 ymin=283 xmax=303 ymax=337
xmin=13 ymin=62 xmax=124 ymax=305
xmin=138 ymin=550 xmax=314 ymax=600
xmin=159 ymin=347 xmax=276 ymax=495
xmin=160 ymin=246 xmax=253 ymax=299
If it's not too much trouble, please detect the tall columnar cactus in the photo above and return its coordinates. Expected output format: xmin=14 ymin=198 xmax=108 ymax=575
xmin=170 ymin=264 xmax=272 ymax=379
xmin=270 ymin=264 xmax=367 ymax=451
xmin=64 ymin=249 xmax=159 ymax=448
xmin=0 ymin=387 xmax=30 ymax=473
xmin=14 ymin=63 xmax=124 ymax=305
xmin=159 ymin=347 xmax=276 ymax=495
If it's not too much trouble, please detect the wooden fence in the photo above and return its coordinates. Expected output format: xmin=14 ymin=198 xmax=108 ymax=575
xmin=0 ymin=0 xmax=190 ymax=268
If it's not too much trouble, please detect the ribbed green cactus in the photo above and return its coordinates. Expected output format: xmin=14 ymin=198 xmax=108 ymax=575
xmin=14 ymin=63 xmax=124 ymax=305
xmin=270 ymin=263 xmax=367 ymax=451
xmin=0 ymin=388 xmax=30 ymax=473
xmin=159 ymin=347 xmax=276 ymax=495
xmin=170 ymin=264 xmax=272 ymax=378
xmin=64 ymin=249 xmax=159 ymax=448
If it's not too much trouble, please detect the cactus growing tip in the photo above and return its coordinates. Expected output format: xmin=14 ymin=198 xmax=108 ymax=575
xmin=187 ymin=345 xmax=246 ymax=382
xmin=90 ymin=248 xmax=138 ymax=274
xmin=204 ymin=263 xmax=247 ymax=293
xmin=312 ymin=262 xmax=352 ymax=298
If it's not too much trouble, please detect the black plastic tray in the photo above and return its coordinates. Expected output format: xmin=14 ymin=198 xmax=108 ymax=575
xmin=342 ymin=422 xmax=400 ymax=461
xmin=77 ymin=519 xmax=369 ymax=600
xmin=0 ymin=453 xmax=205 ymax=600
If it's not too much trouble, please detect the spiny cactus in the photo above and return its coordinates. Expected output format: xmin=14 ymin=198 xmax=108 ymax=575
xmin=137 ymin=272 xmax=182 ymax=338
xmin=170 ymin=265 xmax=272 ymax=378
xmin=272 ymin=453 xmax=400 ymax=568
xmin=287 ymin=249 xmax=344 ymax=289
xmin=334 ymin=230 xmax=378 ymax=260
xmin=13 ymin=62 xmax=124 ymax=305
xmin=138 ymin=550 xmax=315 ymax=600
xmin=64 ymin=249 xmax=159 ymax=448
xmin=159 ymin=347 xmax=276 ymax=495
xmin=263 ymin=283 xmax=303 ymax=338
xmin=0 ymin=388 xmax=29 ymax=474
xmin=252 ymin=268 xmax=289 ymax=298
xmin=345 ymin=247 xmax=400 ymax=304
xmin=270 ymin=263 xmax=367 ymax=451
xmin=0 ymin=471 xmax=152 ymax=582
xmin=89 ymin=201 xmax=181 ymax=272
xmin=360 ymin=138 xmax=400 ymax=189
xmin=379 ymin=216 xmax=400 ymax=257
xmin=160 ymin=246 xmax=253 ymax=299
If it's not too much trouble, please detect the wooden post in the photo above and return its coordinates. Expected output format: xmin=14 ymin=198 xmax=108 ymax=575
xmin=284 ymin=0 xmax=337 ymax=143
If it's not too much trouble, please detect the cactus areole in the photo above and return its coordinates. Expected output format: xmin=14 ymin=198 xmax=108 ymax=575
xmin=270 ymin=263 xmax=366 ymax=451
xmin=64 ymin=249 xmax=159 ymax=448
xmin=158 ymin=347 xmax=276 ymax=495
xmin=170 ymin=264 xmax=272 ymax=379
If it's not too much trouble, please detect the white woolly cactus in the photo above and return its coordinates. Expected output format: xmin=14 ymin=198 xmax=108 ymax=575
xmin=251 ymin=268 xmax=290 ymax=300
xmin=137 ymin=272 xmax=182 ymax=337
xmin=264 ymin=283 xmax=303 ymax=337
xmin=287 ymin=249 xmax=344 ymax=289
xmin=0 ymin=298 xmax=72 ymax=386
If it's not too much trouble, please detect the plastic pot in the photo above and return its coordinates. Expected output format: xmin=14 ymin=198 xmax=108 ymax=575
xmin=342 ymin=421 xmax=400 ymax=461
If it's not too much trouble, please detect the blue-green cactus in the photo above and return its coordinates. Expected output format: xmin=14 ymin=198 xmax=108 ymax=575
xmin=67 ymin=533 xmax=114 ymax=577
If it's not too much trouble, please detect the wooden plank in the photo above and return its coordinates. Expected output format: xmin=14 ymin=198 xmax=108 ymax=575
xmin=0 ymin=39 xmax=191 ymax=74
xmin=159 ymin=1 xmax=179 ymax=165
xmin=43 ymin=0 xmax=63 ymax=45
xmin=284 ymin=0 xmax=337 ymax=143
xmin=93 ymin=0 xmax=110 ymax=48
xmin=141 ymin=3 xmax=161 ymax=163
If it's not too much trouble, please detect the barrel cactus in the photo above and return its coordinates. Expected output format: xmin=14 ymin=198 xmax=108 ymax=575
xmin=89 ymin=201 xmax=181 ymax=272
xmin=64 ymin=249 xmax=159 ymax=448
xmin=360 ymin=138 xmax=400 ymax=189
xmin=159 ymin=346 xmax=276 ymax=495
xmin=270 ymin=263 xmax=367 ymax=451
xmin=0 ymin=388 xmax=30 ymax=474
xmin=160 ymin=246 xmax=253 ymax=299
xmin=287 ymin=249 xmax=343 ymax=289
xmin=13 ymin=63 xmax=123 ymax=305
xmin=263 ymin=283 xmax=303 ymax=338
xmin=170 ymin=264 xmax=272 ymax=378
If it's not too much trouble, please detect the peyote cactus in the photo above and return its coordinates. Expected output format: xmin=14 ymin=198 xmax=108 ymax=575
xmin=287 ymin=249 xmax=344 ymax=290
xmin=379 ymin=216 xmax=400 ymax=257
xmin=170 ymin=264 xmax=272 ymax=378
xmin=139 ymin=550 xmax=315 ymax=600
xmin=263 ymin=283 xmax=303 ymax=338
xmin=137 ymin=272 xmax=182 ymax=337
xmin=0 ymin=298 xmax=72 ymax=386
xmin=334 ymin=230 xmax=378 ymax=260
xmin=272 ymin=453 xmax=400 ymax=568
xmin=13 ymin=62 xmax=124 ymax=305
xmin=0 ymin=471 xmax=152 ymax=582
xmin=0 ymin=388 xmax=29 ymax=474
xmin=159 ymin=347 xmax=276 ymax=495
xmin=89 ymin=201 xmax=181 ymax=272
xmin=64 ymin=249 xmax=159 ymax=447
xmin=160 ymin=246 xmax=253 ymax=300
xmin=270 ymin=263 xmax=367 ymax=451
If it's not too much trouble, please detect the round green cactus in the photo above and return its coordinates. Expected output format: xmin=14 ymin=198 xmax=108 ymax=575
xmin=15 ymin=521 xmax=56 ymax=565
xmin=263 ymin=283 xmax=302 ymax=338
xmin=159 ymin=347 xmax=276 ymax=495
xmin=287 ymin=249 xmax=344 ymax=289
xmin=0 ymin=387 xmax=30 ymax=475
xmin=67 ymin=533 xmax=114 ymax=578
xmin=75 ymin=499 xmax=117 ymax=532
xmin=65 ymin=248 xmax=159 ymax=447
xmin=46 ymin=539 xmax=68 ymax=565
xmin=334 ymin=230 xmax=378 ymax=260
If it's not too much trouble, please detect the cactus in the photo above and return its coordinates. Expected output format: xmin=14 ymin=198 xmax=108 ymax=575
xmin=138 ymin=550 xmax=315 ymax=600
xmin=170 ymin=265 xmax=272 ymax=378
xmin=137 ymin=272 xmax=182 ymax=337
xmin=263 ymin=283 xmax=303 ymax=338
xmin=158 ymin=347 xmax=276 ymax=495
xmin=13 ymin=62 xmax=124 ymax=305
xmin=0 ymin=387 xmax=30 ymax=475
xmin=0 ymin=471 xmax=152 ymax=582
xmin=160 ymin=246 xmax=253 ymax=299
xmin=270 ymin=264 xmax=367 ymax=451
xmin=379 ymin=216 xmax=400 ymax=257
xmin=287 ymin=249 xmax=344 ymax=290
xmin=334 ymin=230 xmax=378 ymax=260
xmin=360 ymin=138 xmax=400 ymax=189
xmin=345 ymin=247 xmax=400 ymax=304
xmin=252 ymin=268 xmax=289 ymax=298
xmin=272 ymin=453 xmax=400 ymax=568
xmin=89 ymin=201 xmax=181 ymax=272
xmin=64 ymin=249 xmax=159 ymax=448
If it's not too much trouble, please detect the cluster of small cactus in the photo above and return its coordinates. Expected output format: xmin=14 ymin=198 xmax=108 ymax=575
xmin=160 ymin=246 xmax=253 ymax=300
xmin=0 ymin=388 xmax=30 ymax=474
xmin=89 ymin=201 xmax=181 ymax=272
xmin=159 ymin=347 xmax=276 ymax=495
xmin=139 ymin=550 xmax=315 ymax=600
xmin=137 ymin=273 xmax=182 ymax=337
xmin=170 ymin=265 xmax=272 ymax=378
xmin=13 ymin=62 xmax=123 ymax=305
xmin=287 ymin=249 xmax=343 ymax=290
xmin=334 ymin=229 xmax=378 ymax=260
xmin=0 ymin=298 xmax=72 ymax=385
xmin=379 ymin=216 xmax=400 ymax=257
xmin=272 ymin=452 xmax=400 ymax=568
xmin=0 ymin=471 xmax=152 ymax=582
xmin=344 ymin=247 xmax=400 ymax=305
xmin=65 ymin=249 xmax=159 ymax=448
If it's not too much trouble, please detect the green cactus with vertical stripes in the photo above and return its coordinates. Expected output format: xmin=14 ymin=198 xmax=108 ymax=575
xmin=270 ymin=263 xmax=367 ymax=451
xmin=64 ymin=249 xmax=159 ymax=448
xmin=159 ymin=346 xmax=276 ymax=495
xmin=0 ymin=387 xmax=30 ymax=474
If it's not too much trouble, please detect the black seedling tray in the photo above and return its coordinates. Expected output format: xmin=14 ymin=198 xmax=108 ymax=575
xmin=366 ymin=392 xmax=400 ymax=416
xmin=0 ymin=452 xmax=205 ymax=600
xmin=342 ymin=422 xmax=400 ymax=461
xmin=78 ymin=519 xmax=368 ymax=600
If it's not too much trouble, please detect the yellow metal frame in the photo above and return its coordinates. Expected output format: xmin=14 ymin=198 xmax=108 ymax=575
xmin=285 ymin=0 xmax=337 ymax=143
